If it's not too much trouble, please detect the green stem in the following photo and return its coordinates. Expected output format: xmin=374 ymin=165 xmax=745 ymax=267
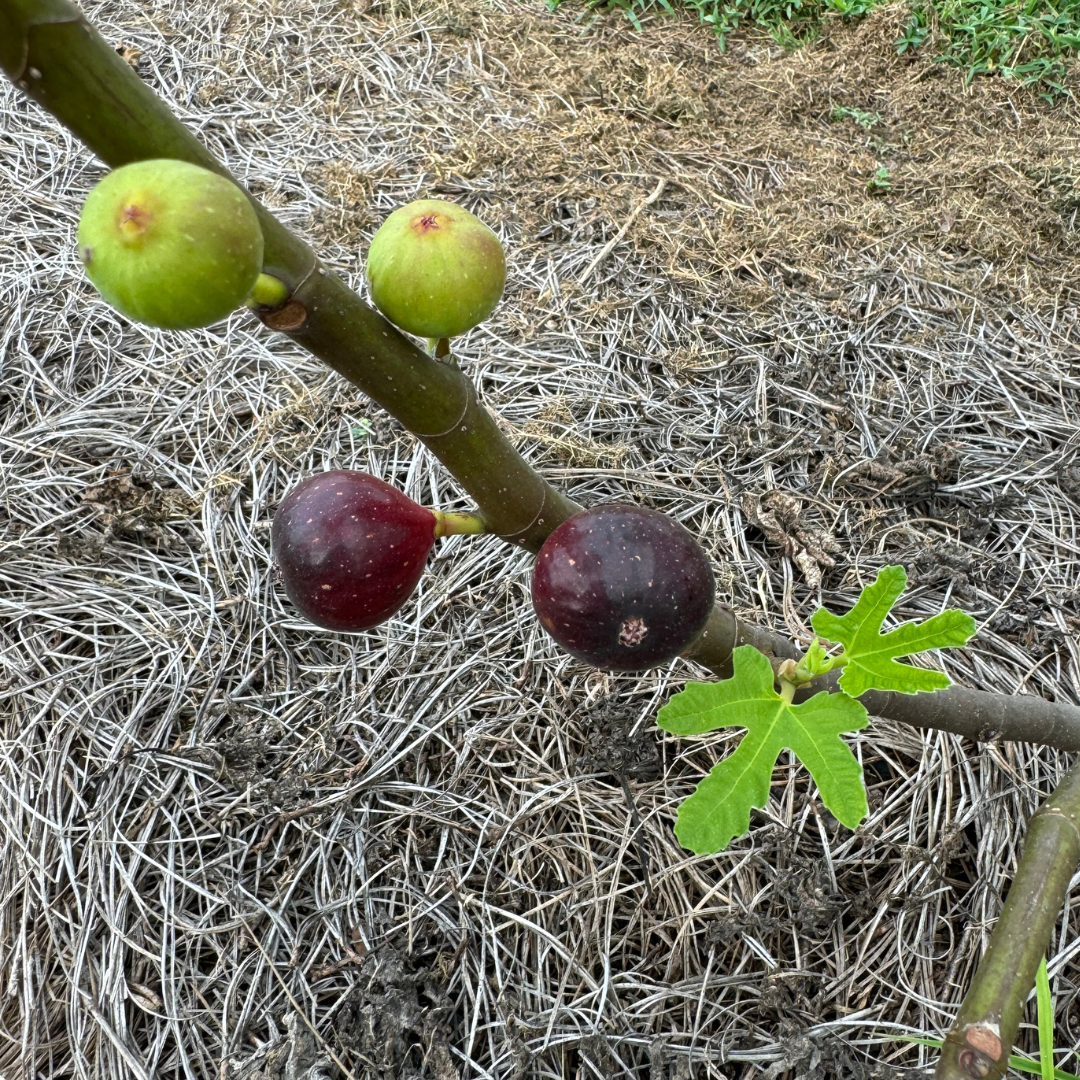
xmin=8 ymin=0 xmax=1080 ymax=751
xmin=432 ymin=510 xmax=485 ymax=538
xmin=935 ymin=761 xmax=1080 ymax=1080
xmin=246 ymin=272 xmax=289 ymax=308
xmin=792 ymin=642 xmax=847 ymax=686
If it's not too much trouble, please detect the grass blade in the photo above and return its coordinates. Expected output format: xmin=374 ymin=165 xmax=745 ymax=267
xmin=1036 ymin=956 xmax=1055 ymax=1080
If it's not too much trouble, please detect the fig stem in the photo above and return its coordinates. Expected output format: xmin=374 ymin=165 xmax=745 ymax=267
xmin=432 ymin=511 xmax=486 ymax=538
xmin=246 ymin=272 xmax=289 ymax=308
xmin=426 ymin=337 xmax=453 ymax=361
xmin=10 ymin=0 xmax=1080 ymax=749
xmin=933 ymin=759 xmax=1080 ymax=1080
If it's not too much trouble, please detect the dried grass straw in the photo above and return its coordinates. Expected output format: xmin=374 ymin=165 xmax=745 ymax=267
xmin=1 ymin=0 xmax=1079 ymax=1077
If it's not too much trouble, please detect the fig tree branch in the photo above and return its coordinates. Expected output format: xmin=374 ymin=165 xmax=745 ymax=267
xmin=4 ymin=0 xmax=1080 ymax=750
xmin=0 ymin=0 xmax=577 ymax=549
xmin=934 ymin=760 xmax=1080 ymax=1080
xmin=687 ymin=606 xmax=1080 ymax=750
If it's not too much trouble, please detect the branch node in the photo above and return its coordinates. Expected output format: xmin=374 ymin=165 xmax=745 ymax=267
xmin=413 ymin=377 xmax=473 ymax=439
xmin=961 ymin=1023 xmax=1002 ymax=1062
xmin=260 ymin=300 xmax=307 ymax=331
xmin=956 ymin=1049 xmax=992 ymax=1079
xmin=497 ymin=488 xmax=548 ymax=545
xmin=1031 ymin=804 xmax=1080 ymax=844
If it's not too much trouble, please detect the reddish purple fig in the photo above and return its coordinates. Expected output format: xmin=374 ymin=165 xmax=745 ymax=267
xmin=271 ymin=471 xmax=480 ymax=632
xmin=532 ymin=504 xmax=715 ymax=671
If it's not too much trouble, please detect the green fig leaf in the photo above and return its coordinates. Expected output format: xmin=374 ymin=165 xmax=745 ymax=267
xmin=658 ymin=646 xmax=869 ymax=854
xmin=811 ymin=566 xmax=976 ymax=697
xmin=795 ymin=636 xmax=836 ymax=681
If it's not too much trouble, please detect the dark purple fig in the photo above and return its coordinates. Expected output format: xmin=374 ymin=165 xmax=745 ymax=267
xmin=272 ymin=470 xmax=437 ymax=632
xmin=531 ymin=504 xmax=715 ymax=671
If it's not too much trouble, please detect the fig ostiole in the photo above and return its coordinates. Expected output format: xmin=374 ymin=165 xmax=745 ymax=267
xmin=531 ymin=504 xmax=715 ymax=671
xmin=365 ymin=198 xmax=506 ymax=341
xmin=77 ymin=158 xmax=264 ymax=330
xmin=271 ymin=470 xmax=484 ymax=633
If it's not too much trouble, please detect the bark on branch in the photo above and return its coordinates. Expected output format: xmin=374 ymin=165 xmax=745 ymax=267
xmin=934 ymin=760 xmax=1080 ymax=1079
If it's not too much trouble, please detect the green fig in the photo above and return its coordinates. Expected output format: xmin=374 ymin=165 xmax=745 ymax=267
xmin=365 ymin=198 xmax=506 ymax=340
xmin=77 ymin=159 xmax=264 ymax=330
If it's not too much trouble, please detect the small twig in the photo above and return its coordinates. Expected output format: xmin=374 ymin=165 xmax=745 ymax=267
xmin=309 ymin=942 xmax=368 ymax=981
xmin=935 ymin=760 xmax=1080 ymax=1080
xmin=578 ymin=178 xmax=667 ymax=284
xmin=252 ymin=799 xmax=337 ymax=855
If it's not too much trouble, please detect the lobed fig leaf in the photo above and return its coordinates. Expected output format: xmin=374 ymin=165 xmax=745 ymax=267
xmin=77 ymin=159 xmax=263 ymax=330
xmin=659 ymin=645 xmax=869 ymax=854
xmin=531 ymin=503 xmax=715 ymax=671
xmin=365 ymin=198 xmax=506 ymax=340
xmin=811 ymin=565 xmax=977 ymax=697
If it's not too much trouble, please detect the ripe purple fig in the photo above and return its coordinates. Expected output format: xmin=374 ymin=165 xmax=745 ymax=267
xmin=272 ymin=470 xmax=481 ymax=632
xmin=365 ymin=198 xmax=506 ymax=340
xmin=77 ymin=159 xmax=263 ymax=330
xmin=532 ymin=504 xmax=715 ymax=671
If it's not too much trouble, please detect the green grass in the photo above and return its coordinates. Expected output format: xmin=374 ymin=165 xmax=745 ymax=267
xmin=548 ymin=0 xmax=1080 ymax=95
xmin=898 ymin=0 xmax=1080 ymax=94
xmin=548 ymin=0 xmax=872 ymax=45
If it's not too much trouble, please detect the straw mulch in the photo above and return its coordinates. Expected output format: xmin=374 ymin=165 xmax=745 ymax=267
xmin=1 ymin=0 xmax=1079 ymax=1077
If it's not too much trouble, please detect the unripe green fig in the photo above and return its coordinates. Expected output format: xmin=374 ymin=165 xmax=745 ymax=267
xmin=77 ymin=159 xmax=264 ymax=330
xmin=365 ymin=198 xmax=506 ymax=340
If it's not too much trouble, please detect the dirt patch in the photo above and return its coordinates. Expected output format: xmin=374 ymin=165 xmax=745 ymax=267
xmin=336 ymin=0 xmax=1080 ymax=308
